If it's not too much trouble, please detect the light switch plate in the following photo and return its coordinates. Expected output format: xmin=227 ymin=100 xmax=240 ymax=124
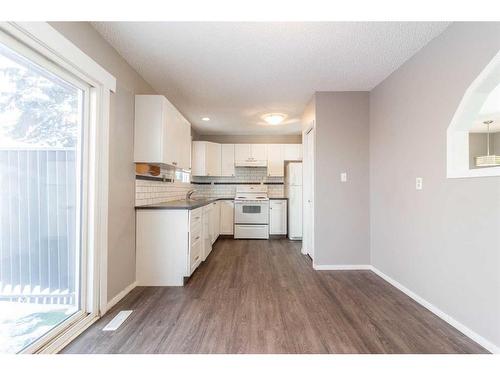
xmin=340 ymin=172 xmax=347 ymax=182
xmin=416 ymin=177 xmax=423 ymax=190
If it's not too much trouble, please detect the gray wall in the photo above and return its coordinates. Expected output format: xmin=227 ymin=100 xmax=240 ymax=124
xmin=194 ymin=134 xmax=301 ymax=144
xmin=314 ymin=92 xmax=370 ymax=265
xmin=50 ymin=22 xmax=156 ymax=303
xmin=370 ymin=22 xmax=500 ymax=348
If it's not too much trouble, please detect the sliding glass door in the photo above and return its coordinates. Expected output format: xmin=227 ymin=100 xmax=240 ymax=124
xmin=0 ymin=38 xmax=88 ymax=353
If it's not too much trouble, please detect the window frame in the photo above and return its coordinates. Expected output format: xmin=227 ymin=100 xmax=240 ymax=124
xmin=0 ymin=22 xmax=116 ymax=353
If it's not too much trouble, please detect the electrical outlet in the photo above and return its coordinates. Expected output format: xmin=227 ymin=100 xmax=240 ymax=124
xmin=340 ymin=172 xmax=347 ymax=182
xmin=416 ymin=177 xmax=423 ymax=190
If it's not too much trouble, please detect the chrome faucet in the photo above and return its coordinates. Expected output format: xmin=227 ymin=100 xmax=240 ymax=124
xmin=186 ymin=189 xmax=196 ymax=200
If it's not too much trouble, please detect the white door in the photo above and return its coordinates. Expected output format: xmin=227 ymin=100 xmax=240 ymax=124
xmin=269 ymin=200 xmax=287 ymax=235
xmin=302 ymin=125 xmax=315 ymax=259
xmin=220 ymin=200 xmax=234 ymax=234
xmin=221 ymin=144 xmax=235 ymax=176
xmin=267 ymin=144 xmax=284 ymax=176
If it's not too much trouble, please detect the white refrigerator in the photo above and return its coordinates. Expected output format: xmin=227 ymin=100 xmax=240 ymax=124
xmin=285 ymin=162 xmax=302 ymax=240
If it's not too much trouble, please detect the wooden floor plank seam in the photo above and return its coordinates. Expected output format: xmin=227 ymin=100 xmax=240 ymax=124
xmin=62 ymin=238 xmax=488 ymax=354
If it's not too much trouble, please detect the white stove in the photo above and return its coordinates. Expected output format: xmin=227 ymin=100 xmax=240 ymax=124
xmin=234 ymin=185 xmax=270 ymax=202
xmin=234 ymin=186 xmax=269 ymax=239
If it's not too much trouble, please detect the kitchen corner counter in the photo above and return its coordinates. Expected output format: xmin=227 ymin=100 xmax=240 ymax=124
xmin=135 ymin=197 xmax=233 ymax=210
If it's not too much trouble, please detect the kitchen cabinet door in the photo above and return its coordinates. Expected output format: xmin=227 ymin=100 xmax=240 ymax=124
xmin=211 ymin=202 xmax=220 ymax=243
xmin=191 ymin=141 xmax=207 ymax=176
xmin=235 ymin=144 xmax=251 ymax=162
xmin=220 ymin=200 xmax=234 ymax=235
xmin=162 ymin=99 xmax=179 ymax=167
xmin=134 ymin=95 xmax=192 ymax=169
xmin=207 ymin=142 xmax=221 ymax=176
xmin=192 ymin=141 xmax=220 ymax=176
xmin=202 ymin=205 xmax=212 ymax=260
xmin=178 ymin=117 xmax=192 ymax=170
xmin=221 ymin=144 xmax=235 ymax=176
xmin=267 ymin=144 xmax=284 ymax=177
xmin=269 ymin=200 xmax=287 ymax=235
xmin=134 ymin=95 xmax=166 ymax=164
xmin=251 ymin=144 xmax=267 ymax=160
xmin=283 ymin=144 xmax=302 ymax=161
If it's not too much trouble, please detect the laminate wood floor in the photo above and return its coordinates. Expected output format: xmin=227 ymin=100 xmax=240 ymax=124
xmin=63 ymin=238 xmax=487 ymax=354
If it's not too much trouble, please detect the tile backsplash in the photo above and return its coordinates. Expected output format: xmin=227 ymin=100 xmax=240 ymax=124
xmin=191 ymin=167 xmax=284 ymax=199
xmin=135 ymin=166 xmax=285 ymax=206
xmin=135 ymin=179 xmax=194 ymax=206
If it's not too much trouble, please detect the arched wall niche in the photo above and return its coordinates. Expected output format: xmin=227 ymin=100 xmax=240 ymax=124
xmin=447 ymin=49 xmax=500 ymax=178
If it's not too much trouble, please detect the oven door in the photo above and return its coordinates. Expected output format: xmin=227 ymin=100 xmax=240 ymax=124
xmin=234 ymin=201 xmax=269 ymax=224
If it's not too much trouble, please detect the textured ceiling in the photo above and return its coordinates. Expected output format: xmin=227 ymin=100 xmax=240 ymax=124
xmin=92 ymin=22 xmax=450 ymax=135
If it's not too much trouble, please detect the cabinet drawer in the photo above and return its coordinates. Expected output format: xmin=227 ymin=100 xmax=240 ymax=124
xmin=190 ymin=224 xmax=202 ymax=244
xmin=190 ymin=207 xmax=203 ymax=229
xmin=189 ymin=238 xmax=203 ymax=274
xmin=270 ymin=200 xmax=286 ymax=207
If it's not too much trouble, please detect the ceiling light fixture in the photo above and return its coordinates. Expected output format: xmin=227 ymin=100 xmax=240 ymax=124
xmin=202 ymin=117 xmax=210 ymax=121
xmin=263 ymin=113 xmax=286 ymax=125
xmin=475 ymin=120 xmax=500 ymax=167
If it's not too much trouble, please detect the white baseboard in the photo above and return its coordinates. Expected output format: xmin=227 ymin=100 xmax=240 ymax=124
xmin=313 ymin=264 xmax=372 ymax=270
xmin=370 ymin=266 xmax=499 ymax=354
xmin=104 ymin=281 xmax=137 ymax=314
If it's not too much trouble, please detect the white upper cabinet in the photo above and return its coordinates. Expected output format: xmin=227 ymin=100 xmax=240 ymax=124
xmin=207 ymin=142 xmax=221 ymax=176
xmin=221 ymin=144 xmax=235 ymax=176
xmin=234 ymin=144 xmax=252 ymax=162
xmin=134 ymin=95 xmax=191 ymax=169
xmin=178 ymin=117 xmax=192 ymax=170
xmin=192 ymin=141 xmax=221 ymax=176
xmin=234 ymin=144 xmax=267 ymax=162
xmin=283 ymin=144 xmax=302 ymax=161
xmin=251 ymin=144 xmax=268 ymax=161
xmin=267 ymin=144 xmax=284 ymax=177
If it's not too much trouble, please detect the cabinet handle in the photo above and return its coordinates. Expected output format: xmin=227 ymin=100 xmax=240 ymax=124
xmin=195 ymin=236 xmax=200 ymax=240
xmin=194 ymin=256 xmax=200 ymax=261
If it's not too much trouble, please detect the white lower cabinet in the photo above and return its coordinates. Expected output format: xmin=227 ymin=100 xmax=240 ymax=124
xmin=202 ymin=204 xmax=213 ymax=260
xmin=211 ymin=201 xmax=220 ymax=244
xmin=136 ymin=199 xmax=233 ymax=286
xmin=136 ymin=208 xmax=195 ymax=286
xmin=269 ymin=199 xmax=287 ymax=235
xmin=189 ymin=207 xmax=203 ymax=273
xmin=220 ymin=200 xmax=234 ymax=235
